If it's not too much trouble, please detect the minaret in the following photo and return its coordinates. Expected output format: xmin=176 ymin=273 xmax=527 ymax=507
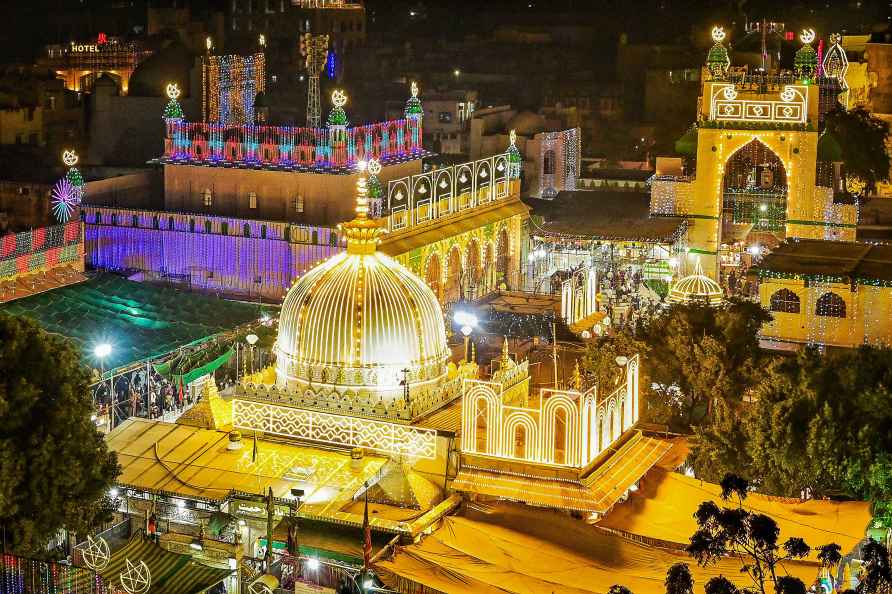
xmin=327 ymin=89 xmax=349 ymax=166
xmin=337 ymin=160 xmax=387 ymax=256
xmin=366 ymin=158 xmax=384 ymax=218
xmin=795 ymin=28 xmax=818 ymax=82
xmin=507 ymin=128 xmax=522 ymax=180
xmin=163 ymin=82 xmax=184 ymax=158
xmin=822 ymin=33 xmax=849 ymax=107
xmin=404 ymin=81 xmax=423 ymax=152
xmin=706 ymin=26 xmax=731 ymax=79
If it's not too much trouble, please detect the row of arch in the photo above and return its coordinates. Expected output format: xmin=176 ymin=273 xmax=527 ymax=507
xmin=423 ymin=228 xmax=511 ymax=303
xmin=461 ymin=358 xmax=639 ymax=467
xmin=770 ymin=288 xmax=846 ymax=318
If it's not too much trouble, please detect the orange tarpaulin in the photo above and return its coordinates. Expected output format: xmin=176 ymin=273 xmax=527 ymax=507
xmin=377 ymin=503 xmax=827 ymax=594
xmin=599 ymin=467 xmax=872 ymax=561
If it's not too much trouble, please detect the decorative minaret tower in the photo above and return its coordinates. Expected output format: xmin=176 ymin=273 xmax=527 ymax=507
xmin=404 ymin=81 xmax=423 ymax=152
xmin=52 ymin=149 xmax=84 ymax=223
xmin=163 ymin=82 xmax=184 ymax=158
xmin=366 ymin=158 xmax=384 ymax=218
xmin=327 ymin=89 xmax=349 ymax=165
xmin=795 ymin=28 xmax=818 ymax=82
xmin=706 ymin=26 xmax=731 ymax=79
xmin=507 ymin=129 xmax=522 ymax=181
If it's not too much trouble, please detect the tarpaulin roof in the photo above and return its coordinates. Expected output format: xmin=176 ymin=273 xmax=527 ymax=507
xmin=99 ymin=536 xmax=231 ymax=594
xmin=376 ymin=503 xmax=827 ymax=594
xmin=0 ymin=273 xmax=263 ymax=369
xmin=598 ymin=466 xmax=872 ymax=561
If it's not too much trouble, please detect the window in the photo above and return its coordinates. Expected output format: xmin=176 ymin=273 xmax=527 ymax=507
xmin=152 ymin=216 xmax=159 ymax=229
xmin=293 ymin=195 xmax=304 ymax=213
xmin=249 ymin=192 xmax=257 ymax=209
xmin=131 ymin=215 xmax=139 ymax=227
xmin=543 ymin=150 xmax=556 ymax=175
xmin=168 ymin=217 xmax=175 ymax=230
xmin=438 ymin=111 xmax=453 ymax=123
xmin=221 ymin=221 xmax=229 ymax=235
xmin=816 ymin=292 xmax=846 ymax=318
xmin=204 ymin=220 xmax=212 ymax=233
xmin=202 ymin=189 xmax=213 ymax=207
xmin=244 ymin=223 xmax=251 ymax=237
xmin=260 ymin=225 xmax=267 ymax=239
xmin=189 ymin=218 xmax=195 ymax=232
xmin=769 ymin=288 xmax=800 ymax=313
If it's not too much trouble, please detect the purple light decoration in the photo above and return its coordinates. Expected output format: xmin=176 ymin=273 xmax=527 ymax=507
xmin=51 ymin=178 xmax=81 ymax=223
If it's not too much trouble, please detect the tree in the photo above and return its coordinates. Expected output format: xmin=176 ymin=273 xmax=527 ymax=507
xmin=824 ymin=107 xmax=890 ymax=194
xmin=0 ymin=313 xmax=119 ymax=556
xmin=859 ymin=538 xmax=892 ymax=593
xmin=692 ymin=345 xmax=892 ymax=500
xmin=686 ymin=474 xmax=837 ymax=594
xmin=607 ymin=586 xmax=633 ymax=594
xmin=636 ymin=299 xmax=771 ymax=426
xmin=664 ymin=563 xmax=694 ymax=594
xmin=704 ymin=576 xmax=737 ymax=594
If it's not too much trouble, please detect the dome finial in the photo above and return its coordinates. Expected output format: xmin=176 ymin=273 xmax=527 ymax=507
xmin=339 ymin=160 xmax=387 ymax=255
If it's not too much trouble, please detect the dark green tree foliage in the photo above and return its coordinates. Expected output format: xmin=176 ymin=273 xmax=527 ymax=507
xmin=607 ymin=586 xmax=633 ymax=594
xmin=859 ymin=539 xmax=892 ymax=593
xmin=703 ymin=577 xmax=738 ymax=594
xmin=824 ymin=106 xmax=891 ymax=193
xmin=686 ymin=474 xmax=824 ymax=594
xmin=636 ymin=299 xmax=770 ymax=426
xmin=744 ymin=346 xmax=892 ymax=499
xmin=0 ymin=314 xmax=119 ymax=555
xmin=664 ymin=563 xmax=694 ymax=594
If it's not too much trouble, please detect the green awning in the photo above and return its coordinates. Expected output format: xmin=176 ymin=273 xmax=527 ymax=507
xmin=99 ymin=536 xmax=232 ymax=594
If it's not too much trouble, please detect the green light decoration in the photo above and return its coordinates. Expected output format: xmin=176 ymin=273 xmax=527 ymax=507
xmin=706 ymin=26 xmax=731 ymax=78
xmin=327 ymin=89 xmax=349 ymax=127
xmin=65 ymin=167 xmax=84 ymax=189
xmin=794 ymin=29 xmax=818 ymax=80
xmin=163 ymin=98 xmax=184 ymax=120
xmin=405 ymin=81 xmax=423 ymax=118
xmin=507 ymin=129 xmax=522 ymax=179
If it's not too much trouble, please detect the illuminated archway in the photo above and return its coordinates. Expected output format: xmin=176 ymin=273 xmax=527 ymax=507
xmin=466 ymin=239 xmax=482 ymax=299
xmin=424 ymin=252 xmax=443 ymax=302
xmin=496 ymin=228 xmax=510 ymax=289
xmin=445 ymin=246 xmax=463 ymax=303
xmin=722 ymin=139 xmax=788 ymax=232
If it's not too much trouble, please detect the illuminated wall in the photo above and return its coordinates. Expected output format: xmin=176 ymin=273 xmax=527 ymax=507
xmin=0 ymin=221 xmax=84 ymax=281
xmin=461 ymin=355 xmax=640 ymax=468
xmin=202 ymin=53 xmax=265 ymax=125
xmin=759 ymin=277 xmax=892 ymax=347
xmin=561 ymin=266 xmax=598 ymax=330
xmin=82 ymin=207 xmax=340 ymax=300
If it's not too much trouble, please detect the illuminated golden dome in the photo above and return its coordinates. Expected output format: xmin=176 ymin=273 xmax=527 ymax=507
xmin=275 ymin=171 xmax=449 ymax=401
xmin=668 ymin=258 xmax=725 ymax=307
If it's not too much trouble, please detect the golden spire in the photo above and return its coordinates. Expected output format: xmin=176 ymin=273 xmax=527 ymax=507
xmin=471 ymin=342 xmax=477 ymax=364
xmin=573 ymin=360 xmax=582 ymax=391
xmin=501 ymin=336 xmax=510 ymax=368
xmin=339 ymin=160 xmax=387 ymax=255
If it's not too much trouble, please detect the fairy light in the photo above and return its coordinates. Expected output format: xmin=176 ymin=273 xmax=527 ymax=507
xmin=202 ymin=52 xmax=265 ymax=124
xmin=461 ymin=356 xmax=640 ymax=467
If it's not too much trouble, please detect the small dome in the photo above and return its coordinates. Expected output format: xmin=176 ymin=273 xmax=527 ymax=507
xmin=507 ymin=111 xmax=546 ymax=137
xmin=276 ymin=195 xmax=449 ymax=404
xmin=129 ymin=41 xmax=193 ymax=97
xmin=668 ymin=259 xmax=724 ymax=307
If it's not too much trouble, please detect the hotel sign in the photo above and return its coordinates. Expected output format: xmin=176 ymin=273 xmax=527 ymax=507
xmin=69 ymin=42 xmax=100 ymax=53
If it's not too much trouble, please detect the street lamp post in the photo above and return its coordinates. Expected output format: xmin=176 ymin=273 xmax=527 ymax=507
xmin=453 ymin=311 xmax=478 ymax=363
xmin=94 ymin=343 xmax=112 ymax=430
xmin=246 ymin=334 xmax=259 ymax=375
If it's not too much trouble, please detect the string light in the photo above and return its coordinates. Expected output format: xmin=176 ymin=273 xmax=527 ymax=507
xmin=202 ymin=53 xmax=265 ymax=124
xmin=461 ymin=356 xmax=640 ymax=467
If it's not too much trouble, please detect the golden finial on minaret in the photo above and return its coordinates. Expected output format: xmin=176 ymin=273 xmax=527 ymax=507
xmin=471 ymin=342 xmax=477 ymax=364
xmin=501 ymin=336 xmax=510 ymax=368
xmin=573 ymin=359 xmax=582 ymax=391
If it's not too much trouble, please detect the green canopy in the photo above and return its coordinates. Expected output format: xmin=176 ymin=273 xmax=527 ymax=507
xmin=0 ymin=273 xmax=264 ymax=370
xmin=155 ymin=347 xmax=235 ymax=386
xmin=818 ymin=128 xmax=844 ymax=162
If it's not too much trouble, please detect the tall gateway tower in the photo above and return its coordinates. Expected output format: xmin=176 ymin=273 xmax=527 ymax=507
xmin=650 ymin=26 xmax=857 ymax=279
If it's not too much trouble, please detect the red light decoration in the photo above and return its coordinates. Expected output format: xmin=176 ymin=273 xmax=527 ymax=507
xmin=97 ymin=32 xmax=107 ymax=44
xmin=163 ymin=118 xmax=425 ymax=170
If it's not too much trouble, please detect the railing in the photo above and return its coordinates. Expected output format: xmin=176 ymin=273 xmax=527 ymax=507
xmin=385 ymin=153 xmax=516 ymax=232
xmin=163 ymin=118 xmax=423 ymax=170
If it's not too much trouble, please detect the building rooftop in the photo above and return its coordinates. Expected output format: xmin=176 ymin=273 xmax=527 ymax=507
xmin=752 ymin=239 xmax=892 ymax=283
xmin=526 ymin=191 xmax=685 ymax=243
